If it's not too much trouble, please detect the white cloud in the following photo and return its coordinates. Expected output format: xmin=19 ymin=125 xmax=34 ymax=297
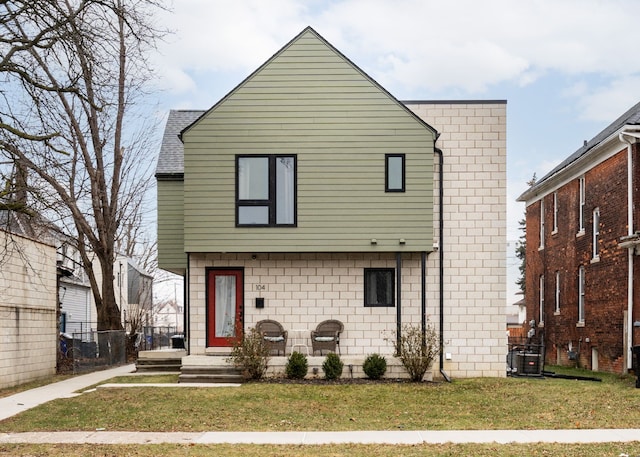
xmin=576 ymin=76 xmax=640 ymax=123
xmin=153 ymin=0 xmax=640 ymax=101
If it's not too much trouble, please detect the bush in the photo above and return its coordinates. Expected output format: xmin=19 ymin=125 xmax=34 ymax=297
xmin=322 ymin=352 xmax=344 ymax=380
xmin=226 ymin=327 xmax=270 ymax=380
xmin=363 ymin=353 xmax=387 ymax=380
xmin=392 ymin=323 xmax=439 ymax=382
xmin=285 ymin=351 xmax=309 ymax=379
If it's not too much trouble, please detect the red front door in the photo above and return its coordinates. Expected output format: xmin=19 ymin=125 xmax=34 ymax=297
xmin=207 ymin=269 xmax=243 ymax=347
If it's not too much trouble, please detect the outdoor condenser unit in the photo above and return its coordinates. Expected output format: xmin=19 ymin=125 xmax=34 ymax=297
xmin=515 ymin=352 xmax=542 ymax=376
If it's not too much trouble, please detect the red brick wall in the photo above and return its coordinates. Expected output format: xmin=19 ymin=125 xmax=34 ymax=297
xmin=525 ymin=148 xmax=629 ymax=373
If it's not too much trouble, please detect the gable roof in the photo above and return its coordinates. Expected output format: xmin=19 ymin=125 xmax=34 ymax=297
xmin=156 ymin=27 xmax=440 ymax=177
xmin=155 ymin=110 xmax=203 ymax=177
xmin=518 ymin=100 xmax=640 ymax=201
xmin=180 ymin=26 xmax=438 ymax=140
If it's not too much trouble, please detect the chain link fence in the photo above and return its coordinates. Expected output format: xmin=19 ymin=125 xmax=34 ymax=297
xmin=59 ymin=330 xmax=126 ymax=374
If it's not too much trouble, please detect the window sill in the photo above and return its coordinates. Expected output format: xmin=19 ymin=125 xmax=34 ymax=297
xmin=538 ymin=245 xmax=544 ymax=251
xmin=591 ymin=256 xmax=600 ymax=264
xmin=538 ymin=322 xmax=544 ymax=328
xmin=576 ymin=230 xmax=585 ymax=238
xmin=576 ymin=321 xmax=585 ymax=328
xmin=554 ymin=311 xmax=560 ymax=316
xmin=552 ymin=229 xmax=558 ymax=236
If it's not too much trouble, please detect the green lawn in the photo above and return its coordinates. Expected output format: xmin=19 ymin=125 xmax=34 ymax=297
xmin=1 ymin=367 xmax=639 ymax=456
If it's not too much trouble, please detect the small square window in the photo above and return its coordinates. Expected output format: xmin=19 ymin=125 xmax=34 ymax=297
xmin=385 ymin=154 xmax=405 ymax=192
xmin=364 ymin=268 xmax=395 ymax=307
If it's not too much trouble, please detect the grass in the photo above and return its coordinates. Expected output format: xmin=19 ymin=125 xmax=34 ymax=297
xmin=1 ymin=366 xmax=639 ymax=432
xmin=1 ymin=366 xmax=639 ymax=455
xmin=0 ymin=374 xmax=73 ymax=399
xmin=2 ymin=442 xmax=640 ymax=457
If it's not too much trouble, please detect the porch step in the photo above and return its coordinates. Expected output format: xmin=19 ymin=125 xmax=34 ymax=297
xmin=136 ymin=358 xmax=182 ymax=373
xmin=135 ymin=349 xmax=185 ymax=373
xmin=179 ymin=365 xmax=244 ymax=383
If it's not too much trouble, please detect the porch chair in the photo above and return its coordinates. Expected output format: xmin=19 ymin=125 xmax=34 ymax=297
xmin=255 ymin=319 xmax=288 ymax=355
xmin=311 ymin=319 xmax=344 ymax=355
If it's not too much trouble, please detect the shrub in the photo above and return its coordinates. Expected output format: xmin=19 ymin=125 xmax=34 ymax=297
xmin=392 ymin=323 xmax=439 ymax=382
xmin=363 ymin=353 xmax=387 ymax=380
xmin=322 ymin=352 xmax=344 ymax=380
xmin=285 ymin=351 xmax=309 ymax=379
xmin=226 ymin=327 xmax=270 ymax=380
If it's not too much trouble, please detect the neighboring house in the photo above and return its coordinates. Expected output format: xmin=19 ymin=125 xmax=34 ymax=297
xmin=517 ymin=101 xmax=640 ymax=374
xmin=89 ymin=255 xmax=154 ymax=334
xmin=58 ymin=239 xmax=93 ymax=335
xmin=0 ymin=227 xmax=57 ymax=388
xmin=154 ymin=300 xmax=183 ymax=332
xmin=156 ymin=27 xmax=507 ymax=378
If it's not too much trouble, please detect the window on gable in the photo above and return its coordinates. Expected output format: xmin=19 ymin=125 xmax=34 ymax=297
xmin=364 ymin=268 xmax=395 ymax=307
xmin=578 ymin=176 xmax=585 ymax=234
xmin=592 ymin=207 xmax=600 ymax=260
xmin=385 ymin=154 xmax=405 ymax=192
xmin=236 ymin=155 xmax=296 ymax=227
xmin=552 ymin=191 xmax=558 ymax=233
xmin=539 ymin=199 xmax=545 ymax=249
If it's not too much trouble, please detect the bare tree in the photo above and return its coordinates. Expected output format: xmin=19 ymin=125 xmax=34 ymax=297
xmin=0 ymin=0 xmax=164 ymax=331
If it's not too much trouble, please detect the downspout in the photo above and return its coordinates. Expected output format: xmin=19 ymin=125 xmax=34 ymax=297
xmin=620 ymin=129 xmax=640 ymax=370
xmin=396 ymin=251 xmax=402 ymax=352
xmin=435 ymin=146 xmax=451 ymax=382
xmin=185 ymin=253 xmax=190 ymax=354
xmin=421 ymin=251 xmax=426 ymax=339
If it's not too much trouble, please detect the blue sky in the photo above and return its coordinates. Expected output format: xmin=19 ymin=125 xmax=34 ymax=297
xmin=149 ymin=0 xmax=640 ymax=304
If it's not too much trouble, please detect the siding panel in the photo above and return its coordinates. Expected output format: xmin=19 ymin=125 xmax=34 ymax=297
xmin=182 ymin=28 xmax=434 ymax=253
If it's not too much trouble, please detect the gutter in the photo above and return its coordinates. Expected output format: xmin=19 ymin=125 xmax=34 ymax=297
xmin=435 ymin=146 xmax=451 ymax=382
xmin=619 ymin=128 xmax=640 ymax=370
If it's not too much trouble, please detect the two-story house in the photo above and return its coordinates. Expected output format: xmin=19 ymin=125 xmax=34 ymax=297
xmin=517 ymin=101 xmax=640 ymax=374
xmin=156 ymin=27 xmax=507 ymax=378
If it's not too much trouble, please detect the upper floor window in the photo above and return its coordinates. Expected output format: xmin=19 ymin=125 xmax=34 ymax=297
xmin=552 ymin=191 xmax=558 ymax=233
xmin=236 ymin=155 xmax=296 ymax=227
xmin=539 ymin=199 xmax=545 ymax=249
xmin=385 ymin=154 xmax=405 ymax=192
xmin=578 ymin=176 xmax=585 ymax=234
xmin=364 ymin=268 xmax=395 ymax=307
xmin=592 ymin=207 xmax=600 ymax=260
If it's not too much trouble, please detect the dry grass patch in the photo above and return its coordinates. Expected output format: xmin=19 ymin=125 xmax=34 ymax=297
xmin=1 ymin=367 xmax=639 ymax=433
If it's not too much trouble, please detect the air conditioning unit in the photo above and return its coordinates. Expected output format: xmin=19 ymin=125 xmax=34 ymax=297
xmin=515 ymin=352 xmax=542 ymax=376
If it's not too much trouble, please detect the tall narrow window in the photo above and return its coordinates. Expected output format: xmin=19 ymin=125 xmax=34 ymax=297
xmin=385 ymin=154 xmax=405 ymax=192
xmin=539 ymin=274 xmax=545 ymax=324
xmin=554 ymin=270 xmax=560 ymax=313
xmin=578 ymin=266 xmax=585 ymax=323
xmin=552 ymin=191 xmax=558 ymax=233
xmin=236 ymin=155 xmax=296 ymax=227
xmin=364 ymin=268 xmax=395 ymax=307
xmin=592 ymin=207 xmax=600 ymax=259
xmin=539 ymin=199 xmax=545 ymax=249
xmin=578 ymin=176 xmax=585 ymax=234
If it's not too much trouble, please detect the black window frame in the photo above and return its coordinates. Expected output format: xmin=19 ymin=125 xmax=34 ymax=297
xmin=364 ymin=268 xmax=395 ymax=307
xmin=235 ymin=154 xmax=297 ymax=227
xmin=385 ymin=154 xmax=405 ymax=192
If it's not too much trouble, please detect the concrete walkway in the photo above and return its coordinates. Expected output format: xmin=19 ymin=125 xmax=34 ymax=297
xmin=1 ymin=365 xmax=640 ymax=445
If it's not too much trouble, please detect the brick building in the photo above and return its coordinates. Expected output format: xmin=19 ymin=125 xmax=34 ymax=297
xmin=517 ymin=101 xmax=640 ymax=374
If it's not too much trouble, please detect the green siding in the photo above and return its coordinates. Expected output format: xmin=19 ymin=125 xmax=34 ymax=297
xmin=182 ymin=29 xmax=434 ymax=253
xmin=157 ymin=180 xmax=187 ymax=273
